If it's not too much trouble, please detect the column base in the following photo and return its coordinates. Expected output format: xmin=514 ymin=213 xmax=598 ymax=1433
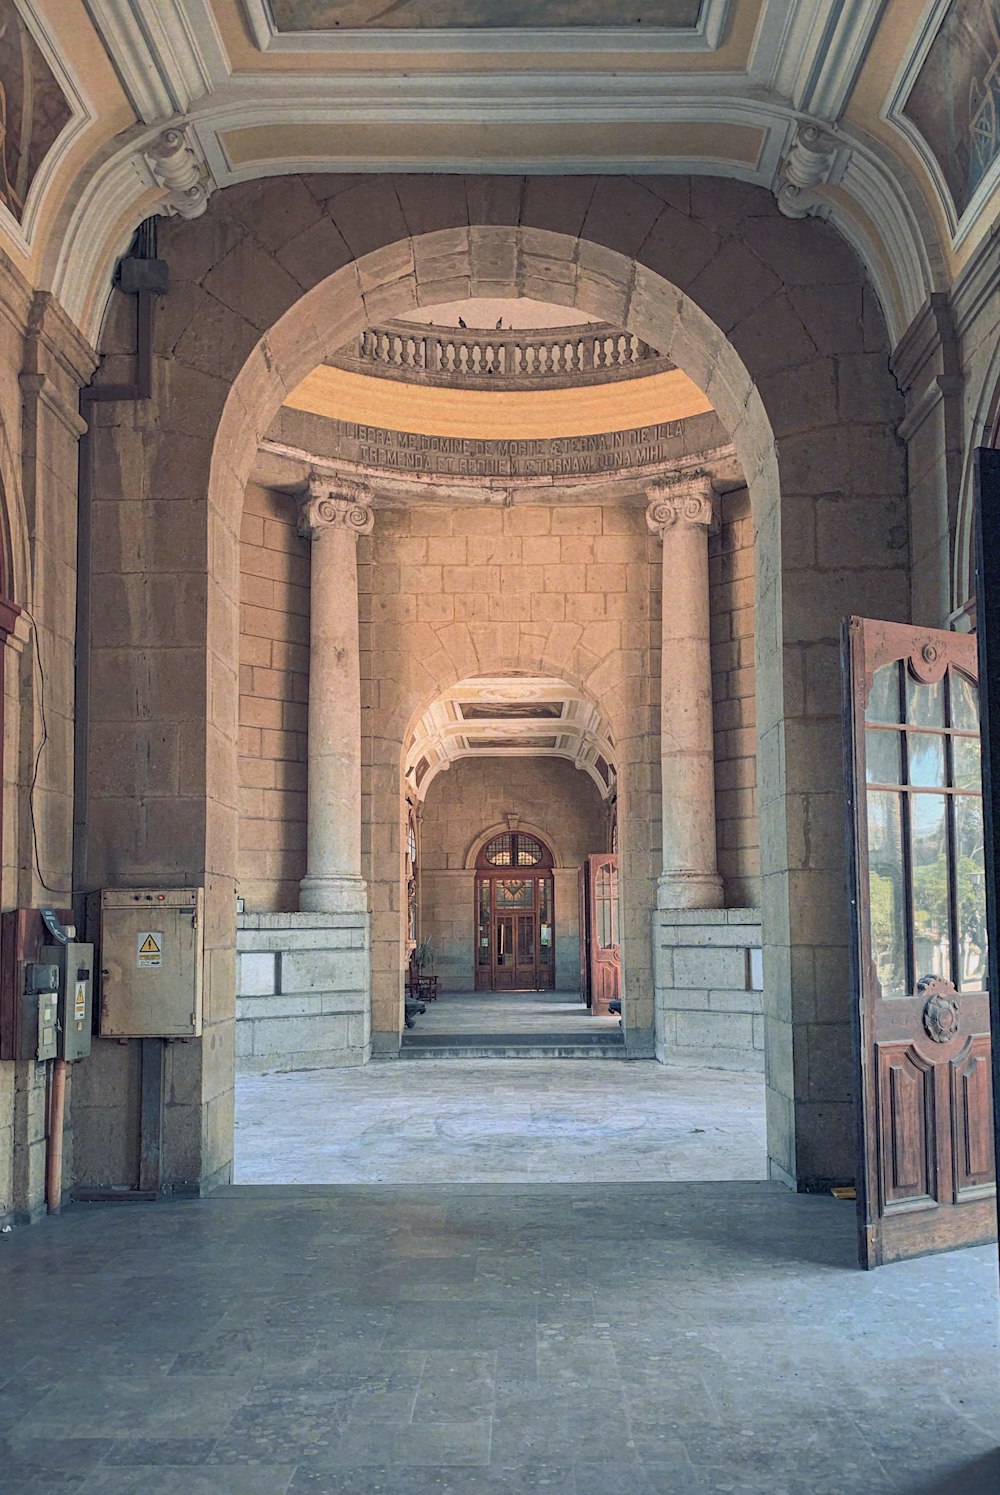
xmin=656 ymin=872 xmax=724 ymax=911
xmin=299 ymin=875 xmax=368 ymax=915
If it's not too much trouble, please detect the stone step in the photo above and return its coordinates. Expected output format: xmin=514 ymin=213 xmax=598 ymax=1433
xmin=399 ymin=1031 xmax=626 ymax=1060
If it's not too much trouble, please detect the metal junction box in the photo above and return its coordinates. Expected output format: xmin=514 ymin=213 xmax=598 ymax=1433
xmin=41 ymin=943 xmax=94 ymax=1061
xmin=0 ymin=908 xmax=74 ymax=1061
xmin=98 ymin=889 xmax=204 ymax=1038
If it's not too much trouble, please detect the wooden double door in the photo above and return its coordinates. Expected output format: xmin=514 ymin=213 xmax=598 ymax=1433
xmin=475 ymin=872 xmax=554 ymax=991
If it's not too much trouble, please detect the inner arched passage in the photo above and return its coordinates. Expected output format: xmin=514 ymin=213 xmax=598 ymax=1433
xmin=208 ymin=220 xmax=788 ymax=1171
xmin=402 ymin=671 xmax=618 ymax=1022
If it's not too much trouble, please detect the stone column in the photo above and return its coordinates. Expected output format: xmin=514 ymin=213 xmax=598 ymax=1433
xmin=298 ymin=475 xmax=374 ymax=914
xmin=646 ymin=474 xmax=724 ymax=910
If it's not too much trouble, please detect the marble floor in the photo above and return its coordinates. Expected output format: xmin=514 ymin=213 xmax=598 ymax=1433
xmin=2 ymin=1181 xmax=998 ymax=1494
xmin=414 ymin=988 xmax=621 ymax=1036
xmin=235 ymin=1060 xmax=768 ymax=1184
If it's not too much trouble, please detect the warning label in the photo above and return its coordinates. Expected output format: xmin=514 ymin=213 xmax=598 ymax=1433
xmin=74 ymin=981 xmax=86 ymax=1023
xmin=137 ymin=932 xmax=163 ymax=969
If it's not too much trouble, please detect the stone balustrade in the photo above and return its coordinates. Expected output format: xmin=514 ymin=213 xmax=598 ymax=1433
xmin=333 ymin=320 xmax=671 ymax=388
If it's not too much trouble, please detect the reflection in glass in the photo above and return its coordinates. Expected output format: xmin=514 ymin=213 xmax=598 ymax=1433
xmin=866 ymin=662 xmax=902 ymax=724
xmin=911 ymin=794 xmax=950 ymax=980
xmin=595 ymin=863 xmax=619 ymax=949
xmin=866 ymin=729 xmax=902 ymax=785
xmin=953 ymin=736 xmax=982 ymax=791
xmin=539 ymin=880 xmax=553 ymax=962
xmin=477 ymin=881 xmax=490 ymax=965
xmin=907 ymin=732 xmax=946 ymax=787
xmin=906 ymin=670 xmax=945 ymax=727
xmin=950 ymin=671 xmax=980 ymax=732
xmin=866 ymin=790 xmax=907 ymax=997
xmin=955 ymin=796 xmax=988 ymax=991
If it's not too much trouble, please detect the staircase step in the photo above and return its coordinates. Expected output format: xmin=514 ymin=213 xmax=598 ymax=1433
xmin=400 ymin=1031 xmax=626 ymax=1060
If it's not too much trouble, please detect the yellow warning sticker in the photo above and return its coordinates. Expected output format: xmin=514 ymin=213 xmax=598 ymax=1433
xmin=74 ymin=981 xmax=87 ymax=1023
xmin=137 ymin=932 xmax=163 ymax=968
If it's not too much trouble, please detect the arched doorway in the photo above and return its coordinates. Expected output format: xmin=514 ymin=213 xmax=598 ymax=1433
xmin=474 ymin=830 xmax=555 ymax=992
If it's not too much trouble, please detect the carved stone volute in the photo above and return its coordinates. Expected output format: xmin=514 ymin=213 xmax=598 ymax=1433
xmin=645 ymin=474 xmax=717 ymax=539
xmin=298 ymin=475 xmax=375 ymax=541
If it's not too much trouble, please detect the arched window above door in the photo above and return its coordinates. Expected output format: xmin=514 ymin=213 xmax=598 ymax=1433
xmin=477 ymin=831 xmax=553 ymax=870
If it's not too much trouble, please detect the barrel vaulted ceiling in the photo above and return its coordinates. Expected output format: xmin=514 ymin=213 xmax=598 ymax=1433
xmin=2 ymin=1 xmax=998 ymax=349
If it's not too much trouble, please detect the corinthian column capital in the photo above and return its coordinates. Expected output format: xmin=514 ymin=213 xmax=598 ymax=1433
xmin=298 ymin=474 xmax=375 ymax=541
xmin=645 ymin=474 xmax=717 ymax=539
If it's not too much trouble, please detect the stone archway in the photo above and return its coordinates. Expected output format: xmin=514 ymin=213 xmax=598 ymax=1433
xmin=83 ymin=174 xmax=907 ymax=1194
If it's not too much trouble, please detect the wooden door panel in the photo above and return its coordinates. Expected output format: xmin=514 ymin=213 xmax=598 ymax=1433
xmin=877 ymin=1044 xmax=934 ymax=1206
xmin=951 ymin=1037 xmax=995 ymax=1197
xmin=587 ymin=853 xmax=621 ymax=1016
xmin=846 ymin=615 xmax=996 ymax=1266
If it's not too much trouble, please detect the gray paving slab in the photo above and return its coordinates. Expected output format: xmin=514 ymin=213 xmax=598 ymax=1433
xmin=0 ymin=1179 xmax=997 ymax=1494
xmin=235 ymin=1059 xmax=768 ymax=1183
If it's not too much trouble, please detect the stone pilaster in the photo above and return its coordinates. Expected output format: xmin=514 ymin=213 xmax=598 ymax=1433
xmin=298 ymin=475 xmax=374 ymax=914
xmin=646 ymin=475 xmax=724 ymax=910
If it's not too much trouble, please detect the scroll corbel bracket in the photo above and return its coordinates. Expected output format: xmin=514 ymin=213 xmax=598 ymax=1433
xmin=142 ymin=127 xmax=215 ymax=221
xmin=773 ymin=123 xmax=844 ymax=221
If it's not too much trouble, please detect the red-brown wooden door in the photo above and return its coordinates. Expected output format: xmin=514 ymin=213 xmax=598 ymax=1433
xmin=587 ymin=853 xmax=621 ymax=1016
xmin=845 ymin=616 xmax=996 ymax=1266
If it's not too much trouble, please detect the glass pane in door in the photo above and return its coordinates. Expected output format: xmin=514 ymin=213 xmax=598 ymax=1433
xmin=911 ymin=793 xmax=950 ymax=980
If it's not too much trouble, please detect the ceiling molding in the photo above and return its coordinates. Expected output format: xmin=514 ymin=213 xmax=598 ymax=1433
xmin=82 ymin=0 xmax=231 ymax=123
xmin=238 ymin=0 xmax=732 ymax=56
xmin=752 ymin=0 xmax=889 ymax=119
xmin=43 ymin=55 xmax=937 ymax=351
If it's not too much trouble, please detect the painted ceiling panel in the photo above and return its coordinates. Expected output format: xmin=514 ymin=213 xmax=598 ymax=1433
xmin=902 ymin=0 xmax=1000 ymax=219
xmin=268 ymin=1 xmax=703 ymax=30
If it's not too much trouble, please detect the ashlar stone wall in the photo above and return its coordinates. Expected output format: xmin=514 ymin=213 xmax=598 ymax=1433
xmin=419 ymin=755 xmax=606 ymax=992
xmin=238 ymin=481 xmax=310 ymax=911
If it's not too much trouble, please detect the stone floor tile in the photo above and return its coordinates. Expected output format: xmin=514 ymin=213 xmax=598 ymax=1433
xmin=79 ymin=1469 xmax=296 ymax=1495
xmin=12 ymin=1374 xmax=251 ymax=1441
xmin=314 ymin=1417 xmax=493 ymax=1467
xmin=288 ymin=1462 xmax=575 ymax=1493
xmin=0 ymin=1435 xmax=111 ymax=1484
xmin=101 ymin=1439 xmax=218 ymax=1466
xmin=345 ymin=1387 xmax=419 ymax=1423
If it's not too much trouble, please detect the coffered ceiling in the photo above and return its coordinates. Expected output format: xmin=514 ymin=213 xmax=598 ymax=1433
xmin=3 ymin=0 xmax=997 ymax=350
xmin=405 ymin=675 xmax=617 ymax=801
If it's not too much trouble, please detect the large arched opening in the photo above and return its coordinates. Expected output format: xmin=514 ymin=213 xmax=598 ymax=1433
xmin=76 ymin=175 xmax=907 ymax=1197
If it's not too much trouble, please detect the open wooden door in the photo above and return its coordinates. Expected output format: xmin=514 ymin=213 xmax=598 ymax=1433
xmin=845 ymin=616 xmax=996 ymax=1266
xmin=587 ymin=853 xmax=621 ymax=1016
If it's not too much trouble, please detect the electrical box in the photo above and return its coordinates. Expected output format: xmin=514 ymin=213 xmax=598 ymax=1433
xmin=25 ymin=964 xmax=59 ymax=1062
xmin=41 ymin=943 xmax=94 ymax=1061
xmin=98 ymin=888 xmax=204 ymax=1038
xmin=0 ymin=908 xmax=75 ymax=1061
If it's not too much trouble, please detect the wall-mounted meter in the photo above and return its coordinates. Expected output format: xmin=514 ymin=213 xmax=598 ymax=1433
xmin=41 ymin=943 xmax=94 ymax=1061
xmin=23 ymin=963 xmax=59 ymax=1061
xmin=97 ymin=889 xmax=204 ymax=1038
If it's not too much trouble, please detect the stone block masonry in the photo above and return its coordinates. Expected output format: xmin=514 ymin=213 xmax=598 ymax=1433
xmin=236 ymin=913 xmax=370 ymax=1073
xmin=654 ymin=908 xmax=763 ymax=1071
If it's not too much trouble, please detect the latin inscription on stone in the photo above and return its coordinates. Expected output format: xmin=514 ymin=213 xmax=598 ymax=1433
xmin=338 ymin=420 xmax=691 ymax=478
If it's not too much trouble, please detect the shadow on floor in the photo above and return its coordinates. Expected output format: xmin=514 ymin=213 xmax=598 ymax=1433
xmin=915 ymin=1449 xmax=1000 ymax=1493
